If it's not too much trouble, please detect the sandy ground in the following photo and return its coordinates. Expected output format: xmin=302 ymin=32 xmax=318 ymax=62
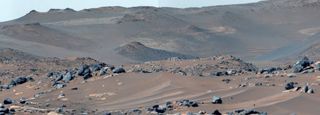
xmin=0 ymin=69 xmax=319 ymax=114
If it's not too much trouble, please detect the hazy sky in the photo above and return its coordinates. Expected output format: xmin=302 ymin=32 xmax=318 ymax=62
xmin=1 ymin=0 xmax=261 ymax=22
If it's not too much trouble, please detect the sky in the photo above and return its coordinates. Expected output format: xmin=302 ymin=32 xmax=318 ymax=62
xmin=1 ymin=0 xmax=261 ymax=22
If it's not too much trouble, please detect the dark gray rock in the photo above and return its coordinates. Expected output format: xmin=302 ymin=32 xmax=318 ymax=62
xmin=112 ymin=67 xmax=126 ymax=74
xmin=3 ymin=98 xmax=14 ymax=105
xmin=260 ymin=67 xmax=279 ymax=74
xmin=14 ymin=77 xmax=28 ymax=84
xmin=228 ymin=109 xmax=267 ymax=115
xmin=212 ymin=110 xmax=222 ymax=115
xmin=53 ymin=82 xmax=66 ymax=89
xmin=90 ymin=63 xmax=106 ymax=72
xmin=293 ymin=56 xmax=313 ymax=73
xmin=285 ymin=82 xmax=296 ymax=90
xmin=19 ymin=97 xmax=27 ymax=104
xmin=99 ymin=67 xmax=108 ymax=76
xmin=177 ymin=99 xmax=198 ymax=107
xmin=48 ymin=72 xmax=64 ymax=81
xmin=63 ymin=71 xmax=73 ymax=82
xmin=78 ymin=65 xmax=92 ymax=80
xmin=211 ymin=71 xmax=228 ymax=76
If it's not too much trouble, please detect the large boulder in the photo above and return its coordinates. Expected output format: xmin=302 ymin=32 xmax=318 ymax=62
xmin=77 ymin=65 xmax=92 ymax=80
xmin=293 ymin=56 xmax=313 ymax=73
xmin=62 ymin=72 xmax=73 ymax=83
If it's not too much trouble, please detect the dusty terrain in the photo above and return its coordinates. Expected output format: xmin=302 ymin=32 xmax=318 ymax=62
xmin=0 ymin=48 xmax=318 ymax=115
xmin=0 ymin=0 xmax=320 ymax=115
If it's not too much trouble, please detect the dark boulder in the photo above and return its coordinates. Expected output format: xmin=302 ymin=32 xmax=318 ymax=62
xmin=3 ymin=98 xmax=14 ymax=105
xmin=211 ymin=71 xmax=228 ymax=76
xmin=9 ymin=77 xmax=28 ymax=86
xmin=19 ymin=98 xmax=27 ymax=104
xmin=212 ymin=110 xmax=222 ymax=115
xmin=285 ymin=82 xmax=296 ymax=90
xmin=112 ymin=67 xmax=126 ymax=74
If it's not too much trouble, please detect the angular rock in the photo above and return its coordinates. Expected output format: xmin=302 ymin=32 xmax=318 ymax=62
xmin=293 ymin=56 xmax=312 ymax=73
xmin=307 ymin=88 xmax=314 ymax=94
xmin=62 ymin=72 xmax=73 ymax=83
xmin=285 ymin=82 xmax=295 ymax=90
xmin=99 ymin=67 xmax=109 ymax=76
xmin=112 ymin=67 xmax=126 ymax=74
xmin=212 ymin=96 xmax=222 ymax=104
xmin=77 ymin=65 xmax=92 ymax=80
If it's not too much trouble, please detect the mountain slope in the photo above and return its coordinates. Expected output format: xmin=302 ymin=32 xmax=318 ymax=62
xmin=1 ymin=0 xmax=320 ymax=63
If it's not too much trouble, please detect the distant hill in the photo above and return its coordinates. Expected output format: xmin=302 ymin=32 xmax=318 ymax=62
xmin=1 ymin=0 xmax=320 ymax=63
xmin=115 ymin=42 xmax=194 ymax=62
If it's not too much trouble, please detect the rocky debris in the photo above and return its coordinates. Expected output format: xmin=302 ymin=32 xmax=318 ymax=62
xmin=1 ymin=76 xmax=33 ymax=89
xmin=222 ymin=79 xmax=231 ymax=84
xmin=112 ymin=67 xmax=126 ymax=74
xmin=147 ymin=105 xmax=167 ymax=114
xmin=128 ymin=55 xmax=257 ymax=77
xmin=176 ymin=99 xmax=198 ymax=107
xmin=3 ymin=98 xmax=14 ymax=105
xmin=260 ymin=67 xmax=281 ymax=74
xmin=227 ymin=109 xmax=267 ymax=115
xmin=127 ymin=108 xmax=142 ymax=115
xmin=52 ymin=82 xmax=66 ymax=89
xmin=78 ymin=65 xmax=92 ymax=80
xmin=0 ymin=103 xmax=13 ymax=115
xmin=293 ymin=56 xmax=314 ymax=73
xmin=212 ymin=96 xmax=222 ymax=104
xmin=147 ymin=101 xmax=173 ymax=114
